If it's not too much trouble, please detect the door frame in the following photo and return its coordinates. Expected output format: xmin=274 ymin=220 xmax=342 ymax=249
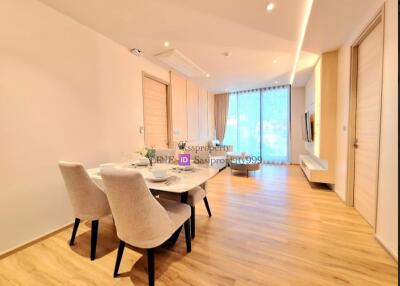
xmin=346 ymin=5 xmax=385 ymax=230
xmin=142 ymin=72 xmax=172 ymax=148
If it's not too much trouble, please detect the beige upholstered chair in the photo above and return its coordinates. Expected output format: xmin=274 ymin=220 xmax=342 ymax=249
xmin=58 ymin=161 xmax=111 ymax=260
xmin=100 ymin=168 xmax=191 ymax=286
xmin=160 ymin=149 xmax=212 ymax=239
xmin=192 ymin=150 xmax=211 ymax=166
xmin=159 ymin=184 xmax=211 ymax=239
xmin=154 ymin=148 xmax=176 ymax=163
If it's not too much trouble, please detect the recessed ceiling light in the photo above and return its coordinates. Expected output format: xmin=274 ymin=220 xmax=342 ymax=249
xmin=273 ymin=59 xmax=278 ymax=64
xmin=275 ymin=81 xmax=279 ymax=84
xmin=266 ymin=2 xmax=275 ymax=12
xmin=164 ymin=41 xmax=170 ymax=47
xmin=206 ymin=73 xmax=210 ymax=78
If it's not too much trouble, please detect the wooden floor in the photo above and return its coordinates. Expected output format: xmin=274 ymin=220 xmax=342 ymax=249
xmin=0 ymin=166 xmax=397 ymax=285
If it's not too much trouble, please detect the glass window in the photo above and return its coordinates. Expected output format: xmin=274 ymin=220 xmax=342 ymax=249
xmin=261 ymin=87 xmax=290 ymax=163
xmin=237 ymin=90 xmax=260 ymax=157
xmin=223 ymin=86 xmax=290 ymax=164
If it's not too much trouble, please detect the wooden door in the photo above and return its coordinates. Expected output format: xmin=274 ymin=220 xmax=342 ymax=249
xmin=143 ymin=76 xmax=168 ymax=148
xmin=353 ymin=20 xmax=384 ymax=227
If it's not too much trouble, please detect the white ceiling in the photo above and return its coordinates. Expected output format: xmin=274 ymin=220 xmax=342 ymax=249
xmin=38 ymin=0 xmax=382 ymax=92
xmin=302 ymin=0 xmax=383 ymax=54
xmin=291 ymin=0 xmax=383 ymax=86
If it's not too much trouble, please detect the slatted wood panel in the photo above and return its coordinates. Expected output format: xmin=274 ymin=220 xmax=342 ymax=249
xmin=208 ymin=92 xmax=215 ymax=139
xmin=198 ymin=88 xmax=208 ymax=141
xmin=0 ymin=166 xmax=397 ymax=285
xmin=143 ymin=76 xmax=168 ymax=148
xmin=353 ymin=21 xmax=384 ymax=227
xmin=186 ymin=80 xmax=199 ymax=141
xmin=170 ymin=72 xmax=188 ymax=142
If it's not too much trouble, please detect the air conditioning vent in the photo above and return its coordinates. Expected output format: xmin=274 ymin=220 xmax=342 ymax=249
xmin=154 ymin=49 xmax=207 ymax=78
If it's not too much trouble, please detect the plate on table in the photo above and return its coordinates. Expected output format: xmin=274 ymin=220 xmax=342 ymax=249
xmin=146 ymin=174 xmax=171 ymax=182
xmin=131 ymin=161 xmax=149 ymax=167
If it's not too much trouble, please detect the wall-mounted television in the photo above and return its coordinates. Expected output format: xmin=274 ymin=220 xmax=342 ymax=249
xmin=301 ymin=112 xmax=314 ymax=142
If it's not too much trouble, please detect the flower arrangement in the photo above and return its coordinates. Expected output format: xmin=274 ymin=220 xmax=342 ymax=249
xmin=138 ymin=147 xmax=156 ymax=165
xmin=137 ymin=147 xmax=155 ymax=158
xmin=177 ymin=141 xmax=187 ymax=151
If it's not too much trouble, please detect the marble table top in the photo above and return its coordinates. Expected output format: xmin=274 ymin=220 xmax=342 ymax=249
xmin=87 ymin=163 xmax=219 ymax=194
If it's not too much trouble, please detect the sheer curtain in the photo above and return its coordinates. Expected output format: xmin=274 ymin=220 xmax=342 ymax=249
xmin=223 ymin=86 xmax=290 ymax=164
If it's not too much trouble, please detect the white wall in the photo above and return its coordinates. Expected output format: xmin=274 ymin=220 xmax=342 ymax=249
xmin=290 ymin=87 xmax=307 ymax=163
xmin=0 ymin=0 xmax=169 ymax=254
xmin=334 ymin=0 xmax=398 ymax=259
xmin=375 ymin=0 xmax=398 ymax=260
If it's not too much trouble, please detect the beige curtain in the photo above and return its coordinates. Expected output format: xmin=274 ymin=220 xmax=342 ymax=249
xmin=214 ymin=93 xmax=229 ymax=143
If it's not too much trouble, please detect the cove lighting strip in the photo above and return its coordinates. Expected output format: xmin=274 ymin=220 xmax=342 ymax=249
xmin=289 ymin=0 xmax=314 ymax=84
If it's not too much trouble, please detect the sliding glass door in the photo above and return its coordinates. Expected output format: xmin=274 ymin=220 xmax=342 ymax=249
xmin=224 ymin=93 xmax=238 ymax=151
xmin=261 ymin=87 xmax=290 ymax=163
xmin=224 ymin=86 xmax=290 ymax=164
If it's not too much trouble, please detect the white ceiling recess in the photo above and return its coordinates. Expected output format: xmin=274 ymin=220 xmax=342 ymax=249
xmin=155 ymin=49 xmax=208 ymax=78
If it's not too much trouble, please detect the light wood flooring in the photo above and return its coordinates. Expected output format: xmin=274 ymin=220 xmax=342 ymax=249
xmin=0 ymin=166 xmax=397 ymax=285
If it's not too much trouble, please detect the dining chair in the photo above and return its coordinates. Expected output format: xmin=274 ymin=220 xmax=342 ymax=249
xmin=58 ymin=161 xmax=111 ymax=261
xmin=100 ymin=168 xmax=191 ymax=286
xmin=154 ymin=148 xmax=175 ymax=163
xmin=159 ymin=184 xmax=211 ymax=239
xmin=189 ymin=150 xmax=211 ymax=166
xmin=160 ymin=149 xmax=212 ymax=239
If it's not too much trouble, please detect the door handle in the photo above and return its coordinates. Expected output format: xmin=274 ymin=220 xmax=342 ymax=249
xmin=354 ymin=139 xmax=359 ymax=149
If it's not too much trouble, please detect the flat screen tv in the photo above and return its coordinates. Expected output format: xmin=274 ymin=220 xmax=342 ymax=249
xmin=302 ymin=112 xmax=314 ymax=142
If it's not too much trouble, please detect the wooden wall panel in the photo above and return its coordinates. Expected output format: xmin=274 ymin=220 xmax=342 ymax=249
xmin=303 ymin=50 xmax=338 ymax=184
xmin=198 ymin=88 xmax=208 ymax=141
xmin=207 ymin=92 xmax=215 ymax=140
xmin=186 ymin=80 xmax=199 ymax=142
xmin=170 ymin=72 xmax=187 ymax=142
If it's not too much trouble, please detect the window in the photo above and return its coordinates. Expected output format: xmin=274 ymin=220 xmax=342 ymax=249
xmin=224 ymin=86 xmax=290 ymax=164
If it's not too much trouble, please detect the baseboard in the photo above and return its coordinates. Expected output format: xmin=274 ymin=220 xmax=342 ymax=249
xmin=375 ymin=233 xmax=398 ymax=262
xmin=0 ymin=221 xmax=74 ymax=259
xmin=332 ymin=189 xmax=347 ymax=205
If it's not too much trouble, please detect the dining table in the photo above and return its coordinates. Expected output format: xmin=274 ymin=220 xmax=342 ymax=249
xmin=87 ymin=162 xmax=219 ymax=243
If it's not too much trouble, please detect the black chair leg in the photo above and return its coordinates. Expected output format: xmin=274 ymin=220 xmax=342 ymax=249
xmin=147 ymin=249 xmax=155 ymax=286
xmin=184 ymin=219 xmax=191 ymax=253
xmin=191 ymin=206 xmax=195 ymax=239
xmin=114 ymin=240 xmax=125 ymax=277
xmin=203 ymin=197 xmax=212 ymax=217
xmin=91 ymin=220 xmax=99 ymax=261
xmin=168 ymin=226 xmax=182 ymax=245
xmin=70 ymin=218 xmax=80 ymax=246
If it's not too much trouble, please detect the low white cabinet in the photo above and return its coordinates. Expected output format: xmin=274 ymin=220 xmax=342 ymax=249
xmin=299 ymin=154 xmax=332 ymax=184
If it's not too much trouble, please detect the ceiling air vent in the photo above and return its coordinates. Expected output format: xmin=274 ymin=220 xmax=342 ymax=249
xmin=154 ymin=49 xmax=207 ymax=78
